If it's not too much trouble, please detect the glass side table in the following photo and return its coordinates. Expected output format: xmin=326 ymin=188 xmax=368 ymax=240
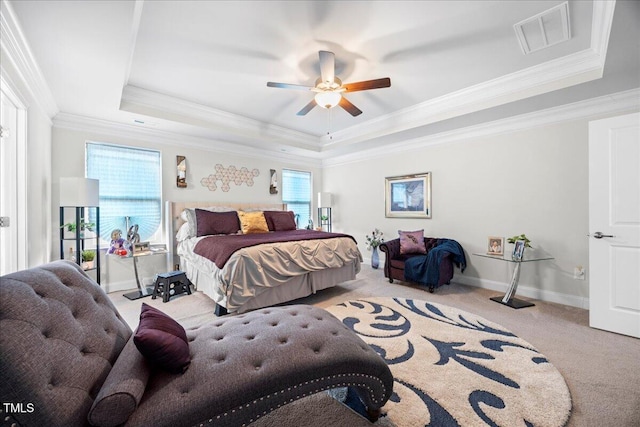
xmin=121 ymin=250 xmax=171 ymax=301
xmin=473 ymin=253 xmax=554 ymax=309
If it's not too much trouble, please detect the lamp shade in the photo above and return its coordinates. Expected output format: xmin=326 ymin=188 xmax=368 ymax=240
xmin=60 ymin=177 xmax=99 ymax=206
xmin=314 ymin=92 xmax=341 ymax=109
xmin=318 ymin=192 xmax=333 ymax=208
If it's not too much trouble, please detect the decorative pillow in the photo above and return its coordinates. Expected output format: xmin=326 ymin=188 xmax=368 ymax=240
xmin=181 ymin=206 xmax=236 ymax=238
xmin=399 ymin=229 xmax=427 ymax=254
xmin=88 ymin=336 xmax=150 ymax=427
xmin=133 ymin=303 xmax=191 ymax=374
xmin=263 ymin=210 xmax=297 ymax=231
xmin=195 ymin=209 xmax=240 ymax=236
xmin=237 ymin=211 xmax=269 ymax=234
xmin=175 ymin=222 xmax=191 ymax=242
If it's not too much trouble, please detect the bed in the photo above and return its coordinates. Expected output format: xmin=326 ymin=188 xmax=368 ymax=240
xmin=166 ymin=201 xmax=362 ymax=315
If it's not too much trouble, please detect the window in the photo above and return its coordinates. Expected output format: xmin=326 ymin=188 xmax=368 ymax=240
xmin=86 ymin=143 xmax=162 ymax=242
xmin=282 ymin=169 xmax=311 ymax=228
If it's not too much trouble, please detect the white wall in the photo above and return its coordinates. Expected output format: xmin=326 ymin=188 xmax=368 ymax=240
xmin=50 ymin=111 xmax=632 ymax=304
xmin=51 ymin=126 xmax=322 ymax=290
xmin=324 ymin=118 xmax=597 ymax=308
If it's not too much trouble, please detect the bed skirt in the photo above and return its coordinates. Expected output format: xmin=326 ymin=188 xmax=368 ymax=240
xmin=181 ymin=257 xmax=359 ymax=314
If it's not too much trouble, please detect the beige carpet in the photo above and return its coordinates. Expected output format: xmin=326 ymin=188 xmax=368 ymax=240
xmin=110 ymin=266 xmax=640 ymax=426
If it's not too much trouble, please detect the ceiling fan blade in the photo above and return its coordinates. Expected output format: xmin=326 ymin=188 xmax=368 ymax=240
xmin=343 ymin=78 xmax=391 ymax=93
xmin=319 ymin=50 xmax=335 ymax=85
xmin=297 ymin=99 xmax=317 ymax=116
xmin=339 ymin=97 xmax=362 ymax=117
xmin=267 ymin=82 xmax=314 ymax=91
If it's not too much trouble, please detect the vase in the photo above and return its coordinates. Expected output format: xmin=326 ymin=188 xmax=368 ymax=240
xmin=371 ymin=247 xmax=379 ymax=269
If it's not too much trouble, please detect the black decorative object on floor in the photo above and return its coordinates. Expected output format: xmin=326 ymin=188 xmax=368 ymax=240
xmin=152 ymin=271 xmax=191 ymax=302
xmin=123 ymin=286 xmax=154 ymax=301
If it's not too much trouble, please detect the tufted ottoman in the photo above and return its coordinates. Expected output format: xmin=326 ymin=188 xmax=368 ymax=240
xmin=0 ymin=261 xmax=393 ymax=427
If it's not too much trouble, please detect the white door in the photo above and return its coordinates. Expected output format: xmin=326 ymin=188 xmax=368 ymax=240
xmin=588 ymin=112 xmax=640 ymax=339
xmin=0 ymin=88 xmax=18 ymax=275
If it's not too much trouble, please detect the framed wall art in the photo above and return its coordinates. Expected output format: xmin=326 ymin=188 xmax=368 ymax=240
xmin=177 ymin=155 xmax=187 ymax=188
xmin=269 ymin=169 xmax=278 ymax=194
xmin=385 ymin=172 xmax=431 ymax=218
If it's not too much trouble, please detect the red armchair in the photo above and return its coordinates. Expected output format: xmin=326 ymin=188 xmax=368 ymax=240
xmin=379 ymin=237 xmax=456 ymax=293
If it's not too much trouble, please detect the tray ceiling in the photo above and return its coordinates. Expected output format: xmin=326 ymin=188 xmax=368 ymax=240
xmin=5 ymin=0 xmax=638 ymax=160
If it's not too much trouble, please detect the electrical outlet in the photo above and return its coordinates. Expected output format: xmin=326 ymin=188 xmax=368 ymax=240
xmin=573 ymin=266 xmax=585 ymax=280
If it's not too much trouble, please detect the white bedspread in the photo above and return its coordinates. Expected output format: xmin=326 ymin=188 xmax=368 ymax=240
xmin=178 ymin=235 xmax=362 ymax=311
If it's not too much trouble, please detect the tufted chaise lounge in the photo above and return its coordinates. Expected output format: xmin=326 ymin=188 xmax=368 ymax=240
xmin=0 ymin=261 xmax=393 ymax=427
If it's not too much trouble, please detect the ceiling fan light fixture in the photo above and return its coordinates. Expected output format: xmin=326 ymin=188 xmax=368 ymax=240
xmin=314 ymin=91 xmax=342 ymax=109
xmin=268 ymin=51 xmax=389 ymax=116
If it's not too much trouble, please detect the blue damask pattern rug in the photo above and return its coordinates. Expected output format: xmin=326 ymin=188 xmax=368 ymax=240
xmin=326 ymin=297 xmax=572 ymax=427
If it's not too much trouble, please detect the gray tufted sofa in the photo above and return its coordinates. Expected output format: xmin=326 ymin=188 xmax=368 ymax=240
xmin=0 ymin=261 xmax=393 ymax=426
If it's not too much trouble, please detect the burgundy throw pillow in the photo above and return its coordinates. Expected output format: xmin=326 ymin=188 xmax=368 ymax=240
xmin=133 ymin=303 xmax=190 ymax=374
xmin=399 ymin=229 xmax=427 ymax=254
xmin=263 ymin=211 xmax=297 ymax=231
xmin=195 ymin=209 xmax=240 ymax=236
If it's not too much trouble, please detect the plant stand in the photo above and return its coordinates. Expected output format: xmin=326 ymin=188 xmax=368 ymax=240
xmin=60 ymin=206 xmax=100 ymax=285
xmin=318 ymin=207 xmax=332 ymax=232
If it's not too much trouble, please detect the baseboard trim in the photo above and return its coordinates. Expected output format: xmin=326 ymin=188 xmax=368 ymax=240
xmin=452 ymin=275 xmax=589 ymax=309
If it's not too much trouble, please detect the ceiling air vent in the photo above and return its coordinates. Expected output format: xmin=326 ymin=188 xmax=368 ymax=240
xmin=514 ymin=1 xmax=571 ymax=55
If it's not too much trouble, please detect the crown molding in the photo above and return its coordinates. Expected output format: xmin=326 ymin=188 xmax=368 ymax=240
xmin=321 ymin=48 xmax=605 ymax=150
xmin=53 ymin=85 xmax=639 ymax=171
xmin=119 ymin=40 xmax=609 ymax=156
xmin=120 ymin=85 xmax=321 ymax=151
xmin=0 ymin=0 xmax=58 ymax=118
xmin=320 ymin=1 xmax=616 ymax=150
xmin=119 ymin=40 xmax=607 ymax=156
xmin=590 ymin=0 xmax=616 ymax=66
xmin=52 ymin=112 xmax=323 ymax=168
xmin=121 ymin=0 xmax=144 ymax=87
xmin=322 ymin=88 xmax=640 ymax=167
xmin=5 ymin=0 xmax=620 ymax=169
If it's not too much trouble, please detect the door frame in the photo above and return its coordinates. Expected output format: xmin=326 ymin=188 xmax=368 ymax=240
xmin=1 ymin=72 xmax=28 ymax=273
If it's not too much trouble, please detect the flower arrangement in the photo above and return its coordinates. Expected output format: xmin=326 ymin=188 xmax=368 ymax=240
xmin=365 ymin=228 xmax=384 ymax=250
xmin=507 ymin=234 xmax=532 ymax=248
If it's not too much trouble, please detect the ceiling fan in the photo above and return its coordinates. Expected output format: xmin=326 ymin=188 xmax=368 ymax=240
xmin=267 ymin=50 xmax=391 ymax=117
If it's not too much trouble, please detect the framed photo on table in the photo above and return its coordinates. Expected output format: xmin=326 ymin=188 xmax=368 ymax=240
xmin=487 ymin=236 xmax=504 ymax=256
xmin=385 ymin=172 xmax=432 ymax=218
xmin=512 ymin=240 xmax=525 ymax=260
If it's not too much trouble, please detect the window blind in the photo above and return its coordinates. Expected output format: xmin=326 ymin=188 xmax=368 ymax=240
xmin=282 ymin=169 xmax=311 ymax=227
xmin=86 ymin=143 xmax=161 ymax=242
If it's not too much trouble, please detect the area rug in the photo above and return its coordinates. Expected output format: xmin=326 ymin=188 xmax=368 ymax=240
xmin=325 ymin=297 xmax=572 ymax=427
